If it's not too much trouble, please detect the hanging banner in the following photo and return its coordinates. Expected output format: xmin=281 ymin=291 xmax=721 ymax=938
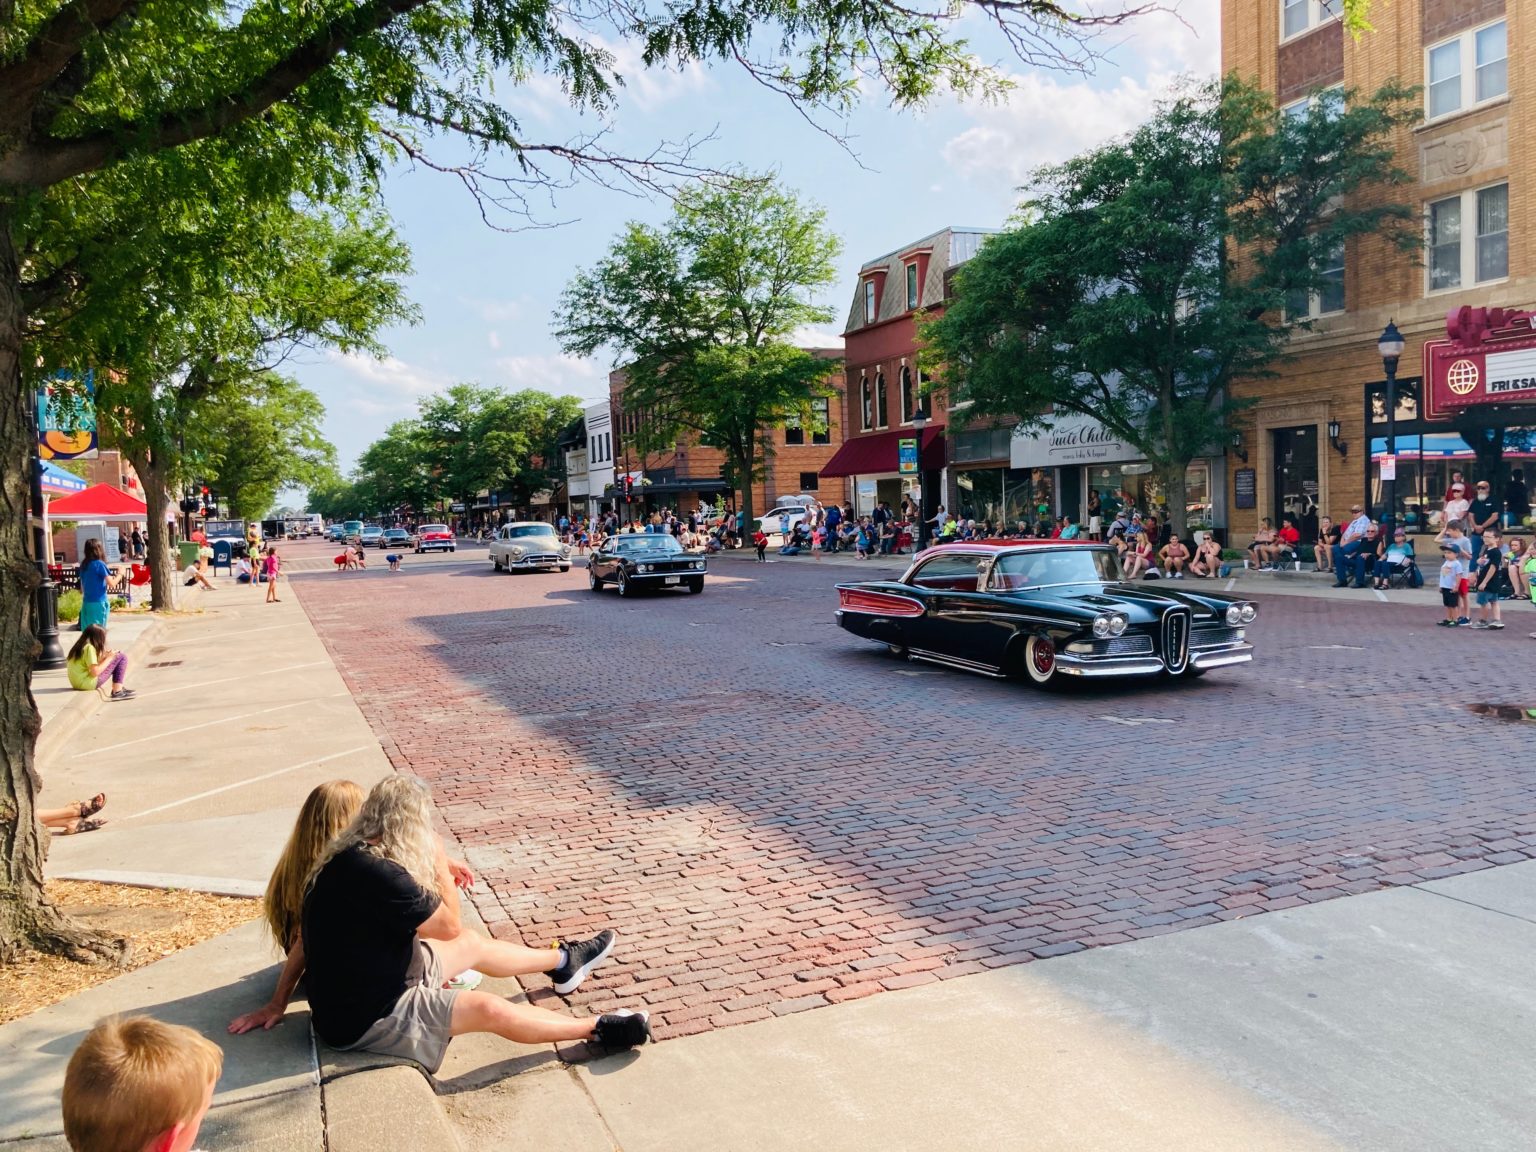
xmin=897 ymin=437 xmax=919 ymax=475
xmin=38 ymin=370 xmax=98 ymax=460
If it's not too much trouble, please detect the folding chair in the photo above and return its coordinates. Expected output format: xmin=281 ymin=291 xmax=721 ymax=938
xmin=126 ymin=564 xmax=153 ymax=606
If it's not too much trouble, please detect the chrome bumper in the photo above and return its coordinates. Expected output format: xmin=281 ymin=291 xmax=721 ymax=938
xmin=505 ymin=556 xmax=568 ymax=569
xmin=1055 ymin=641 xmax=1253 ymax=677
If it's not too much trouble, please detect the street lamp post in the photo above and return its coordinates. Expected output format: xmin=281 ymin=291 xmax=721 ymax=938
xmin=28 ymin=389 xmax=65 ymax=670
xmin=910 ymin=410 xmax=930 ymax=551
xmin=1377 ymin=320 xmax=1406 ymax=539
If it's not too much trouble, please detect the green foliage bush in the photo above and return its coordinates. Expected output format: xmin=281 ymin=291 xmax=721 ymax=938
xmin=57 ymin=590 xmax=82 ymax=622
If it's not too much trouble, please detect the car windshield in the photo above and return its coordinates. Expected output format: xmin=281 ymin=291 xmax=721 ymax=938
xmin=990 ymin=548 xmax=1121 ymax=590
xmin=507 ymin=525 xmax=555 ymax=538
xmin=613 ymin=535 xmax=683 ymax=554
xmin=419 ymin=525 xmax=448 ymax=534
xmin=385 ymin=529 xmax=407 ymax=537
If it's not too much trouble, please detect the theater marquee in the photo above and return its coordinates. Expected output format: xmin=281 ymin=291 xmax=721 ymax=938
xmin=1423 ymin=307 xmax=1536 ymax=419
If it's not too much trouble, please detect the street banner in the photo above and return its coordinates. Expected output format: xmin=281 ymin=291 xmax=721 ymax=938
xmin=38 ymin=370 xmax=98 ymax=460
xmin=898 ymin=437 xmax=918 ymax=475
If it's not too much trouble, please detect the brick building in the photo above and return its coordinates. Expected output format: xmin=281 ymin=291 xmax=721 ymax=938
xmin=824 ymin=228 xmax=1026 ymax=525
xmin=608 ymin=346 xmax=846 ymax=523
xmin=1223 ymin=0 xmax=1534 ymax=540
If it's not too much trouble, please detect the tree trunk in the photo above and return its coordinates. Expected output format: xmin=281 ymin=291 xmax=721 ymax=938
xmin=736 ymin=439 xmax=756 ymax=549
xmin=128 ymin=446 xmax=179 ymax=611
xmin=0 ymin=210 xmax=127 ymax=964
xmin=1164 ymin=463 xmax=1190 ymax=540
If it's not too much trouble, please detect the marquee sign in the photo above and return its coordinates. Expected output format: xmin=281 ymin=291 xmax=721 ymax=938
xmin=1424 ymin=306 xmax=1536 ymax=419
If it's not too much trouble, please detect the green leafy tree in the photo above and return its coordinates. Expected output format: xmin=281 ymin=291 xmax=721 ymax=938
xmin=0 ymin=0 xmax=1156 ymax=977
xmin=354 ymin=419 xmax=439 ymax=518
xmin=555 ymin=176 xmax=841 ymax=533
xmin=306 ymin=475 xmax=366 ymax=523
xmin=922 ymin=77 xmax=1418 ymax=537
xmin=192 ymin=374 xmax=338 ymax=523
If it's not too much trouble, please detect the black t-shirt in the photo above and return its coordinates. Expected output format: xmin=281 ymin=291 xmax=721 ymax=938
xmin=1322 ymin=524 xmax=1342 ymax=545
xmin=1468 ymin=497 xmax=1498 ymax=531
xmin=1476 ymin=546 xmax=1503 ymax=590
xmin=302 ymin=842 xmax=440 ymax=1046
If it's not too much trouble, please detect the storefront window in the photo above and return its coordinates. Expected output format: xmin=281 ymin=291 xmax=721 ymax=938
xmin=1371 ymin=426 xmax=1536 ymax=531
xmin=1367 ymin=378 xmax=1420 ymax=424
xmin=1086 ymin=462 xmax=1210 ymax=526
xmin=954 ymin=467 xmax=1053 ymax=531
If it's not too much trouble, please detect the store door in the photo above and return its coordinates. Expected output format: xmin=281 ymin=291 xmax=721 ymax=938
xmin=1272 ymin=426 xmax=1319 ymax=535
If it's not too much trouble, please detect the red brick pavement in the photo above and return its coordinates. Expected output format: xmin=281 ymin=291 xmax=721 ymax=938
xmin=293 ymin=558 xmax=1536 ymax=1040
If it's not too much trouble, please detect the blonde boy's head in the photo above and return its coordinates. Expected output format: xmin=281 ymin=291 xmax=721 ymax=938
xmin=63 ymin=1016 xmax=222 ymax=1152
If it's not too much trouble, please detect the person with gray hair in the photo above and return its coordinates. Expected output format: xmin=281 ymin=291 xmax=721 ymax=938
xmin=301 ymin=776 xmax=649 ymax=1071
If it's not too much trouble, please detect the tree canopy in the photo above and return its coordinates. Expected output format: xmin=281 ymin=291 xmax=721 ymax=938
xmin=555 ymin=175 xmax=841 ymax=529
xmin=921 ymin=77 xmax=1419 ymax=535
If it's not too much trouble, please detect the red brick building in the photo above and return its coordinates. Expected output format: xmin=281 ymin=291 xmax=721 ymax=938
xmin=608 ymin=347 xmax=846 ymax=521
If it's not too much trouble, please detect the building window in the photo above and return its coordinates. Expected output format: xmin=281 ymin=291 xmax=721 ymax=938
xmin=1283 ymin=238 xmax=1345 ymax=320
xmin=863 ymin=280 xmax=877 ymax=324
xmin=900 ymin=366 xmax=914 ymax=423
xmin=811 ymin=396 xmax=830 ymax=445
xmin=799 ymin=472 xmax=820 ymax=492
xmin=784 ymin=418 xmax=804 ymax=446
xmin=860 ymin=376 xmax=872 ymax=431
xmin=905 ymin=262 xmax=919 ymax=310
xmin=1428 ymin=183 xmax=1508 ymax=293
xmin=1425 ymin=21 xmax=1506 ymax=121
xmin=1281 ymin=0 xmax=1338 ymax=40
xmin=1281 ymin=85 xmax=1343 ymax=122
xmin=875 ymin=373 xmax=888 ymax=428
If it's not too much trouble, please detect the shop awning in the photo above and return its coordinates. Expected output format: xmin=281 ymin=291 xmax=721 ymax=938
xmin=819 ymin=427 xmax=945 ymax=479
xmin=40 ymin=461 xmax=88 ymax=496
xmin=44 ymin=483 xmax=147 ymax=520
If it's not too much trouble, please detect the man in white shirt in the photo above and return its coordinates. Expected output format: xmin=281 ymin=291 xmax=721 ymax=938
xmin=1330 ymin=504 xmax=1373 ymax=588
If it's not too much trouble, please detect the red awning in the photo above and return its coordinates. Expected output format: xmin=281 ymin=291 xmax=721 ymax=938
xmin=819 ymin=427 xmax=945 ymax=479
xmin=45 ymin=483 xmax=148 ymax=520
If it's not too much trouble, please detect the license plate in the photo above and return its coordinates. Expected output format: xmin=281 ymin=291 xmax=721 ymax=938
xmin=664 ymin=576 xmax=681 ymax=585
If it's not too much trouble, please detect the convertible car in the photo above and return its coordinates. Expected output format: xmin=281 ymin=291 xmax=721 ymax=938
xmin=588 ymin=533 xmax=706 ymax=596
xmin=835 ymin=541 xmax=1255 ymax=686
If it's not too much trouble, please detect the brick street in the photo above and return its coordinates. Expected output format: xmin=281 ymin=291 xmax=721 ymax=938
xmin=291 ymin=551 xmax=1536 ymax=1041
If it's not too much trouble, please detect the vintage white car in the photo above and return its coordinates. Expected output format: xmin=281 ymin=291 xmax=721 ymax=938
xmin=488 ymin=522 xmax=571 ymax=573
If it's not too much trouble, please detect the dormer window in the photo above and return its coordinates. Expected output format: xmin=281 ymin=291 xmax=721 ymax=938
xmin=863 ymin=280 xmax=877 ymax=324
xmin=905 ymin=262 xmax=919 ymax=310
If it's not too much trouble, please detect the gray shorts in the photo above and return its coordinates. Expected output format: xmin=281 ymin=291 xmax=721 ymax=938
xmin=341 ymin=941 xmax=459 ymax=1073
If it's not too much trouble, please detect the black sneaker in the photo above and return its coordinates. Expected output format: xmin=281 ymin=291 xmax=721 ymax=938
xmin=593 ymin=1010 xmax=651 ymax=1052
xmin=551 ymin=929 xmax=616 ymax=994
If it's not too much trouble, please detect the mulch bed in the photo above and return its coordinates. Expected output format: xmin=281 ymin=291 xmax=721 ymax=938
xmin=0 ymin=880 xmax=258 ymax=1025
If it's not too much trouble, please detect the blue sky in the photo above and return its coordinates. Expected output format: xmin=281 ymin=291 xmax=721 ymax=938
xmin=293 ymin=0 xmax=1220 ymax=472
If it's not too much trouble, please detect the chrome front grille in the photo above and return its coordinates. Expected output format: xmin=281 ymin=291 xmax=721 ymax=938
xmin=1191 ymin=625 xmax=1241 ymax=648
xmin=1162 ymin=608 xmax=1190 ymax=673
xmin=1081 ymin=635 xmax=1154 ymax=657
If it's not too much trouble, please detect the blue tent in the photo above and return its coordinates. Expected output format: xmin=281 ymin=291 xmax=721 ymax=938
xmin=40 ymin=460 xmax=88 ymax=495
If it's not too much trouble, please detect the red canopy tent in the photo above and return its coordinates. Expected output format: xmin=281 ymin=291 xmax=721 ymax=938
xmin=44 ymin=483 xmax=148 ymax=521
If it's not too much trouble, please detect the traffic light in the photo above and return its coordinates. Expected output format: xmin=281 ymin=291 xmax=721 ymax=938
xmin=623 ymin=475 xmax=633 ymax=496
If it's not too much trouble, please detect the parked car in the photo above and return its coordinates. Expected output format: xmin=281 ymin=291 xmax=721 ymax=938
xmin=834 ymin=541 xmax=1255 ymax=688
xmin=755 ymin=497 xmax=818 ymax=540
xmin=382 ymin=528 xmax=415 ymax=550
xmin=326 ymin=525 xmax=344 ymax=542
xmin=488 ymin=522 xmax=571 ymax=572
xmin=361 ymin=526 xmax=385 ymax=547
xmin=588 ymin=532 xmax=706 ymax=596
xmin=342 ymin=520 xmax=364 ymax=544
xmin=414 ymin=523 xmax=455 ymax=553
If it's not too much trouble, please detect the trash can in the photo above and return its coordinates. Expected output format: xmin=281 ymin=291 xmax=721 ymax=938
xmin=177 ymin=541 xmax=200 ymax=570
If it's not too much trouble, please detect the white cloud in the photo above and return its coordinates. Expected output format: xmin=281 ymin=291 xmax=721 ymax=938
xmin=788 ymin=326 xmax=845 ymax=350
xmin=493 ymin=352 xmax=610 ymax=400
xmin=488 ymin=331 xmax=502 ymax=350
xmin=499 ymin=33 xmax=709 ymax=123
xmin=941 ymin=0 xmax=1221 ymax=192
xmin=328 ymin=350 xmax=448 ymax=401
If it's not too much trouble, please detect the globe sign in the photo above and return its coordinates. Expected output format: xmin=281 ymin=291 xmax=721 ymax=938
xmin=1446 ymin=358 xmax=1481 ymax=396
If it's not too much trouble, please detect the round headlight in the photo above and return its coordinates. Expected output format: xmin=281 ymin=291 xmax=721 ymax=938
xmin=1110 ymin=614 xmax=1128 ymax=636
xmin=1225 ymin=605 xmax=1243 ymax=626
xmin=1092 ymin=615 xmax=1112 ymax=638
xmin=694 ymin=561 xmax=704 ymax=570
xmin=509 ymin=547 xmax=525 ymax=559
xmin=639 ymin=563 xmax=652 ymax=573
xmin=1240 ymin=603 xmax=1257 ymax=623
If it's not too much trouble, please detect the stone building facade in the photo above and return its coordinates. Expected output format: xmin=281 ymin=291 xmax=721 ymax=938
xmin=1223 ymin=0 xmax=1533 ymax=539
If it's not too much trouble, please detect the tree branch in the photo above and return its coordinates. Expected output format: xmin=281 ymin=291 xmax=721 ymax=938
xmin=1 ymin=0 xmax=429 ymax=188
xmin=0 ymin=0 xmax=139 ymax=135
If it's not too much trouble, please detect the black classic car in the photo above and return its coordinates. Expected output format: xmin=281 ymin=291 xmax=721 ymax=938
xmin=835 ymin=542 xmax=1255 ymax=686
xmin=588 ymin=533 xmax=707 ymax=596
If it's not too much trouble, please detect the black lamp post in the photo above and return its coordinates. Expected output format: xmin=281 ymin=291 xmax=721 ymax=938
xmin=1377 ymin=320 xmax=1406 ymax=537
xmin=28 ymin=390 xmax=66 ymax=670
xmin=910 ymin=410 xmax=930 ymax=551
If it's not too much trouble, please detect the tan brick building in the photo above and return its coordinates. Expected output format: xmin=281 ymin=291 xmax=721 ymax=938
xmin=1223 ymin=0 xmax=1534 ymax=541
xmin=607 ymin=348 xmax=846 ymax=522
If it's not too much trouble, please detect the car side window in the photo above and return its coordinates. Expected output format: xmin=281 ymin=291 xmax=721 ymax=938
xmin=909 ymin=554 xmax=986 ymax=591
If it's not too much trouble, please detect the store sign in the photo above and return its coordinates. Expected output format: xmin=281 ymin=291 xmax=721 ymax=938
xmin=897 ymin=437 xmax=918 ymax=475
xmin=1424 ymin=307 xmax=1536 ymax=418
xmin=38 ymin=371 xmax=98 ymax=460
xmin=1234 ymin=468 xmax=1257 ymax=510
xmin=1010 ymin=417 xmax=1137 ymax=469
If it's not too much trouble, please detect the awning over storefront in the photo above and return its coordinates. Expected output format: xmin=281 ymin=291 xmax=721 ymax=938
xmin=819 ymin=427 xmax=944 ymax=478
